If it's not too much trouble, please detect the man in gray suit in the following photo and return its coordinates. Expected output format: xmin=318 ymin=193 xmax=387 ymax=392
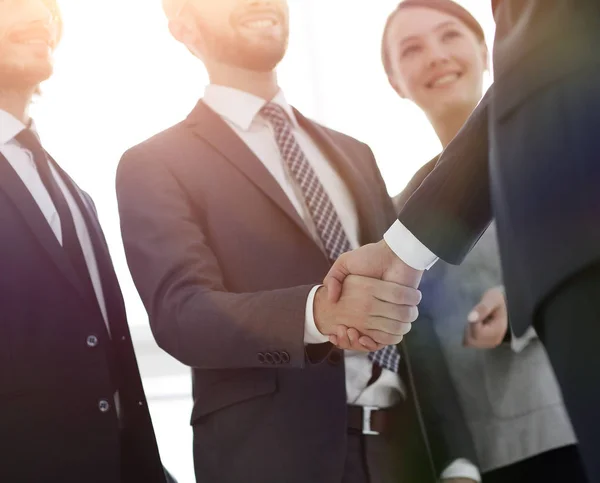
xmin=115 ymin=1 xmax=475 ymax=482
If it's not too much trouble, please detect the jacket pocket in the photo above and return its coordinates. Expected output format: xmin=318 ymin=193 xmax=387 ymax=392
xmin=190 ymin=369 xmax=277 ymax=424
xmin=482 ymin=341 xmax=562 ymax=419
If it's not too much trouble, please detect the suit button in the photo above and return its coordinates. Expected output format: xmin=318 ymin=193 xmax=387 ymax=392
xmin=328 ymin=350 xmax=343 ymax=366
xmin=86 ymin=335 xmax=99 ymax=348
xmin=265 ymin=352 xmax=275 ymax=364
xmin=98 ymin=399 xmax=111 ymax=413
xmin=257 ymin=353 xmax=266 ymax=364
xmin=272 ymin=352 xmax=282 ymax=364
xmin=281 ymin=351 xmax=290 ymax=364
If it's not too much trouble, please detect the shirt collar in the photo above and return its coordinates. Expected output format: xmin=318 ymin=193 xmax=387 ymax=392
xmin=203 ymin=84 xmax=299 ymax=131
xmin=0 ymin=110 xmax=28 ymax=146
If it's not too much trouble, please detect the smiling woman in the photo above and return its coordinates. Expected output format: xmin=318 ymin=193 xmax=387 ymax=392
xmin=381 ymin=0 xmax=488 ymax=146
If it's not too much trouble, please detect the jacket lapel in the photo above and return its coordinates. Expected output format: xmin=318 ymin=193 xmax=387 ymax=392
xmin=49 ymin=156 xmax=111 ymax=270
xmin=0 ymin=152 xmax=86 ymax=300
xmin=294 ymin=109 xmax=382 ymax=245
xmin=186 ymin=101 xmax=314 ymax=242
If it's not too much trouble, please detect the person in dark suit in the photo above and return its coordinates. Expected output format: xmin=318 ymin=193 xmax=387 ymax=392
xmin=381 ymin=2 xmax=586 ymax=481
xmin=116 ymin=0 xmax=477 ymax=481
xmin=0 ymin=2 xmax=173 ymax=482
xmin=325 ymin=0 xmax=600 ymax=481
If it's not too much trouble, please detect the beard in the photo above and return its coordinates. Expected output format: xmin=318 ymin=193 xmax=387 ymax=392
xmin=0 ymin=62 xmax=53 ymax=91
xmin=195 ymin=15 xmax=289 ymax=73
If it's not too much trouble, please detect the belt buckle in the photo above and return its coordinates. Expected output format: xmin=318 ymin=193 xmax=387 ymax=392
xmin=362 ymin=406 xmax=380 ymax=436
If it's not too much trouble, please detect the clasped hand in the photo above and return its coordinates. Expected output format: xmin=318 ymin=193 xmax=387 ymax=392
xmin=316 ymin=240 xmax=424 ymax=352
xmin=320 ymin=241 xmax=510 ymax=353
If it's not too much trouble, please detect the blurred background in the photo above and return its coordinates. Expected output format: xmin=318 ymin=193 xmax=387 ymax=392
xmin=32 ymin=1 xmax=495 ymax=481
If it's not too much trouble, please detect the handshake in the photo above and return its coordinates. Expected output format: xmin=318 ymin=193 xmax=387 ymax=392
xmin=315 ymin=240 xmax=423 ymax=352
xmin=316 ymin=240 xmax=508 ymax=352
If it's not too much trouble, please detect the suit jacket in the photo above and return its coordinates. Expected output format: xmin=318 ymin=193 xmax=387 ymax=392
xmin=398 ymin=0 xmax=600 ymax=336
xmin=396 ymin=159 xmax=576 ymax=472
xmin=0 ymin=154 xmax=168 ymax=482
xmin=116 ymin=100 xmax=473 ymax=482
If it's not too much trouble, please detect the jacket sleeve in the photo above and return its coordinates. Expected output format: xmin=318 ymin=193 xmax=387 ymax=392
xmin=398 ymin=89 xmax=494 ymax=264
xmin=116 ymin=148 xmax=317 ymax=370
xmin=393 ymin=158 xmax=438 ymax=213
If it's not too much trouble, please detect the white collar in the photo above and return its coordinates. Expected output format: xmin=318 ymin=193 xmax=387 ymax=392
xmin=203 ymin=85 xmax=299 ymax=131
xmin=0 ymin=110 xmax=28 ymax=146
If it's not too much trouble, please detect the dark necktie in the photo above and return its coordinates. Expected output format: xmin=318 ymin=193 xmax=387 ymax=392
xmin=260 ymin=103 xmax=401 ymax=373
xmin=15 ymin=129 xmax=97 ymax=302
xmin=15 ymin=129 xmax=123 ymax=394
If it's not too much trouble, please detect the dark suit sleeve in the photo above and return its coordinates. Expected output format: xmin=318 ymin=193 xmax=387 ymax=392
xmin=398 ymin=90 xmax=493 ymax=264
xmin=403 ymin=316 xmax=479 ymax=475
xmin=393 ymin=158 xmax=438 ymax=213
xmin=116 ymin=149 xmax=316 ymax=371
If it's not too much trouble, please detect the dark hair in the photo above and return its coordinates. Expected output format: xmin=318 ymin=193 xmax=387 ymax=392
xmin=381 ymin=0 xmax=485 ymax=79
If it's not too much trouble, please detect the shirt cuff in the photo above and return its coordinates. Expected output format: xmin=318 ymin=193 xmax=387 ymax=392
xmin=510 ymin=326 xmax=538 ymax=353
xmin=441 ymin=459 xmax=481 ymax=482
xmin=383 ymin=220 xmax=439 ymax=270
xmin=304 ymin=285 xmax=330 ymax=344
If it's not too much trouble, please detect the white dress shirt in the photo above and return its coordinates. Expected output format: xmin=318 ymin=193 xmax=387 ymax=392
xmin=203 ymin=85 xmax=479 ymax=481
xmin=0 ymin=110 xmax=110 ymax=331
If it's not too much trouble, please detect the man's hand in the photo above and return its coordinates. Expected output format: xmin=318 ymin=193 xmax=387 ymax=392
xmin=323 ymin=240 xmax=424 ymax=302
xmin=329 ymin=325 xmax=380 ymax=352
xmin=323 ymin=240 xmax=424 ymax=350
xmin=314 ymin=275 xmax=421 ymax=350
xmin=464 ymin=286 xmax=508 ymax=349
